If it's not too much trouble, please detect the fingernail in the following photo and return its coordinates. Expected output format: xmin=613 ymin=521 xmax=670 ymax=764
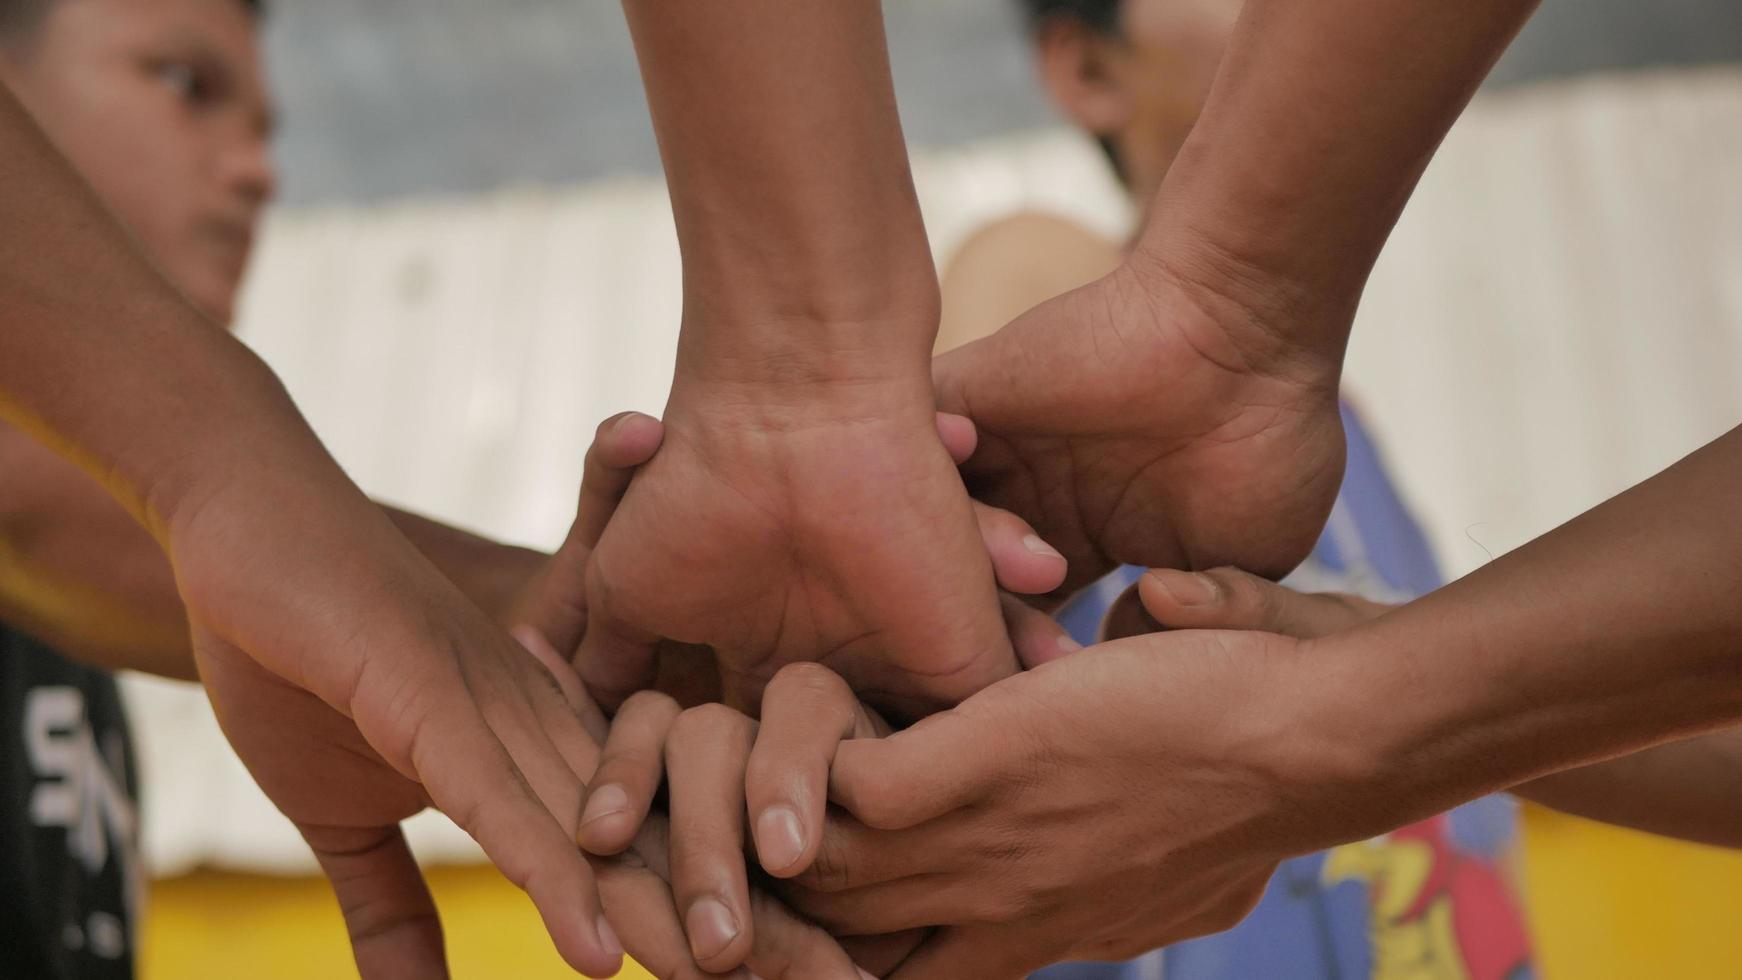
xmin=1022 ymin=534 xmax=1065 ymax=561
xmin=686 ymin=897 xmax=740 ymax=961
xmin=1150 ymin=569 xmax=1220 ymax=607
xmin=581 ymin=784 xmax=629 ymax=828
xmin=755 ymin=805 xmax=807 ymax=872
xmin=859 ymin=970 xmax=878 ymax=980
xmin=1056 ymin=633 xmax=1083 ymax=655
xmin=595 ymin=914 xmax=624 ymax=959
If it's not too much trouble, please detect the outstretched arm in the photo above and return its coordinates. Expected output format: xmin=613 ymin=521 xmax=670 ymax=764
xmin=575 ymin=1 xmax=1058 ymax=718
xmin=0 ymin=79 xmax=630 ymax=977
xmin=0 ymin=421 xmax=544 ymax=679
xmin=793 ymin=425 xmax=1742 ymax=978
xmin=1135 ymin=564 xmax=1742 ymax=850
xmin=935 ymin=0 xmax=1543 ymax=594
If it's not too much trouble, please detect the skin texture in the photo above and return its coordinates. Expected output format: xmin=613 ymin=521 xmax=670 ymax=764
xmin=935 ymin=0 xmax=1345 ymax=601
xmin=932 ymin=0 xmax=1545 ymax=599
xmin=1131 ymin=565 xmax=1742 ymax=850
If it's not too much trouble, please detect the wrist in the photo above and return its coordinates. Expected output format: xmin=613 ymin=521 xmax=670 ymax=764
xmin=1263 ymin=625 xmax=1497 ymax=848
xmin=116 ymin=348 xmax=338 ymax=546
xmin=672 ymin=265 xmax=942 ymax=392
xmin=669 ymin=335 xmax=939 ymax=433
xmin=1124 ymin=231 xmax=1350 ymax=387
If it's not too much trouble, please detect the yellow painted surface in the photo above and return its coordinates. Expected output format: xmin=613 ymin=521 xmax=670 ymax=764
xmin=143 ymin=808 xmax=1742 ymax=980
xmin=1518 ymin=803 xmax=1742 ymax=979
xmin=141 ymin=864 xmax=652 ymax=980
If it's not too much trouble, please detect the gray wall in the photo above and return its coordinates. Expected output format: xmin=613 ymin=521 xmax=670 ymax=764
xmin=264 ymin=0 xmax=1742 ymax=207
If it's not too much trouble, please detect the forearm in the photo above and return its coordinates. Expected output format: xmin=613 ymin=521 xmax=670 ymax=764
xmin=383 ymin=509 xmax=544 ymax=626
xmin=0 ymin=80 xmax=338 ymax=540
xmin=1304 ymin=426 xmax=1742 ymax=838
xmin=1136 ymin=0 xmax=1540 ymax=354
xmin=0 ymin=420 xmax=546 ymax=678
xmin=1513 ymin=730 xmax=1742 ymax=849
xmin=0 ymin=424 xmax=193 ymax=678
xmin=621 ymin=0 xmax=937 ymax=385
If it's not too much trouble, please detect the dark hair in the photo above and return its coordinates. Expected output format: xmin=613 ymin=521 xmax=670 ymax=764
xmin=1016 ymin=0 xmax=1127 ymax=182
xmin=2 ymin=0 xmax=263 ymax=44
xmin=1017 ymin=0 xmax=1123 ymax=36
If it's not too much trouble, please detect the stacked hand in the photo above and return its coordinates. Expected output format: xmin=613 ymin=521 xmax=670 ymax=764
xmin=530 ymin=376 xmax=1075 ymax=721
xmin=561 ymin=608 xmax=1390 ymax=980
xmin=934 ymin=262 xmax=1348 ymax=598
xmin=173 ymin=412 xmax=934 ymax=980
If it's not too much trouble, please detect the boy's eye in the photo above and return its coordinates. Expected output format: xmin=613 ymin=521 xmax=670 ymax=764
xmin=151 ymin=60 xmax=210 ymax=105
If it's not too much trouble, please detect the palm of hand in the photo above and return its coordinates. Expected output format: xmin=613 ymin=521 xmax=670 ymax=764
xmin=936 ymin=266 xmax=1346 ymax=596
xmin=583 ymin=400 xmax=1014 ymax=719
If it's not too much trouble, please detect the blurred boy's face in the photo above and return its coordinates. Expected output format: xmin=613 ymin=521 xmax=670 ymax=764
xmin=0 ymin=0 xmax=276 ymax=325
xmin=1034 ymin=0 xmax=1239 ymax=208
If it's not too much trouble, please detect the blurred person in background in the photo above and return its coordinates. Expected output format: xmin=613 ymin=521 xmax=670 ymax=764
xmin=938 ymin=2 xmax=1538 ymax=977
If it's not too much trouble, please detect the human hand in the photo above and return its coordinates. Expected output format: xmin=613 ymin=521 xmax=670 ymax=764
xmin=571 ymin=662 xmax=901 ymax=973
xmin=181 ymin=409 xmax=903 ymax=979
xmin=567 ymin=387 xmax=1073 ymax=719
xmin=171 ymin=487 xmax=626 ymax=977
xmin=933 ymin=262 xmax=1347 ymax=600
xmin=513 ymin=629 xmax=910 ymax=980
xmin=1101 ymin=565 xmax=1395 ymax=641
xmin=773 ymin=627 xmax=1404 ymax=978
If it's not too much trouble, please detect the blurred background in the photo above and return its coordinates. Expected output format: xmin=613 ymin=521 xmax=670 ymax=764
xmin=130 ymin=1 xmax=1742 ymax=977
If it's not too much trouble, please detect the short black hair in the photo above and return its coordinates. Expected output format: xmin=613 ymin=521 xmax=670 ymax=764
xmin=1 ymin=0 xmax=264 ymax=44
xmin=1017 ymin=0 xmax=1123 ymax=36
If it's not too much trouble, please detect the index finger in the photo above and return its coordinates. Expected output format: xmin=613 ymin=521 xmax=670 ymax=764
xmin=746 ymin=663 xmax=887 ymax=878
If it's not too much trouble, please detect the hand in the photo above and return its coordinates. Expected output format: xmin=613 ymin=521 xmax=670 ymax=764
xmin=515 ymin=629 xmax=909 ymax=980
xmin=172 ymin=490 xmax=625 ymax=977
xmin=572 ymin=662 xmax=908 ymax=973
xmin=1102 ymin=565 xmax=1394 ymax=641
xmin=934 ymin=262 xmax=1347 ymax=598
xmin=569 ymin=386 xmax=1072 ymax=719
xmin=514 ymin=423 xmax=904 ymax=980
xmin=776 ymin=628 xmax=1398 ymax=979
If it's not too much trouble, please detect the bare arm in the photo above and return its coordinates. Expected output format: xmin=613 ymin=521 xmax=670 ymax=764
xmin=1136 ymin=564 xmax=1742 ymax=850
xmin=1135 ymin=0 xmax=1544 ymax=354
xmin=801 ymin=429 xmax=1742 ymax=978
xmin=1305 ymin=427 xmax=1742 ymax=837
xmin=0 ymin=79 xmax=633 ymax=976
xmin=0 ymin=421 xmax=545 ymax=679
xmin=1518 ymin=735 xmax=1742 ymax=849
xmin=576 ymin=1 xmax=1028 ymax=719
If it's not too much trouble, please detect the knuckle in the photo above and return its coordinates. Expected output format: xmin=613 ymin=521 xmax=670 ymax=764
xmin=802 ymin=831 xmax=856 ymax=892
xmin=768 ymin=661 xmax=849 ymax=705
xmin=619 ymin=689 xmax=681 ymax=724
xmin=668 ymin=702 xmax=731 ymax=741
xmin=598 ymin=745 xmax=662 ymax=787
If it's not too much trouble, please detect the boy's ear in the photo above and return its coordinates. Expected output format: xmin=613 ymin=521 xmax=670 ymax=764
xmin=1033 ymin=18 xmax=1133 ymax=139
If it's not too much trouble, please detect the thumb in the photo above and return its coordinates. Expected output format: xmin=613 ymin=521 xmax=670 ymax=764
xmin=510 ymin=411 xmax=664 ymax=655
xmin=1138 ymin=567 xmax=1389 ymax=639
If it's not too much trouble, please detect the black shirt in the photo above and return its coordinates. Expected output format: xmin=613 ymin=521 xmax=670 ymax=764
xmin=0 ymin=624 xmax=139 ymax=980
